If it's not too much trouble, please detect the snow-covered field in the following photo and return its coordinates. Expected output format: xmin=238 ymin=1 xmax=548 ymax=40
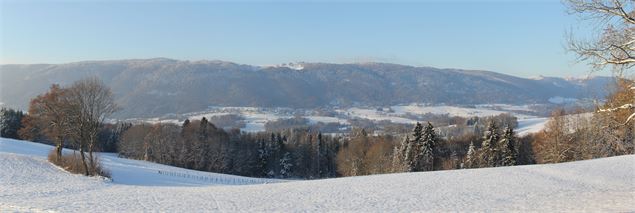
xmin=0 ymin=138 xmax=280 ymax=187
xmin=338 ymin=107 xmax=418 ymax=124
xmin=391 ymin=104 xmax=535 ymax=119
xmin=2 ymin=137 xmax=634 ymax=212
xmin=516 ymin=117 xmax=549 ymax=136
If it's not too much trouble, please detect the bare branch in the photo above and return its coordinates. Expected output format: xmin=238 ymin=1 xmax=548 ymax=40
xmin=565 ymin=0 xmax=635 ymax=75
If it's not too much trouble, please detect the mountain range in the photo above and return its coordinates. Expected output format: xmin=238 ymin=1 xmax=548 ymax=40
xmin=0 ymin=58 xmax=612 ymax=118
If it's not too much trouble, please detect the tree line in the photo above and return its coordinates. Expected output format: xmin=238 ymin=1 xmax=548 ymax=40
xmin=530 ymin=79 xmax=634 ymax=164
xmin=118 ymin=118 xmax=340 ymax=178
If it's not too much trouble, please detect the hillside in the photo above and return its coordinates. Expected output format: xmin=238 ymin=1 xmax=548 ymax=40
xmin=0 ymin=58 xmax=611 ymax=118
xmin=1 ymin=137 xmax=633 ymax=212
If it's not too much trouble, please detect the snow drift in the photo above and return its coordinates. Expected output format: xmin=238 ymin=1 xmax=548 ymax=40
xmin=1 ymin=137 xmax=633 ymax=212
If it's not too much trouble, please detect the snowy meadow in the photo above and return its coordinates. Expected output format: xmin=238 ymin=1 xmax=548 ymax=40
xmin=1 ymin=137 xmax=633 ymax=212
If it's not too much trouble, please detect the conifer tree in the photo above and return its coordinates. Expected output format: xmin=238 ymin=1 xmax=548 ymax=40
xmin=199 ymin=117 xmax=208 ymax=141
xmin=481 ymin=122 xmax=500 ymax=167
xmin=279 ymin=152 xmax=293 ymax=178
xmin=417 ymin=122 xmax=437 ymax=171
xmin=404 ymin=122 xmax=423 ymax=172
xmin=499 ymin=127 xmax=518 ymax=166
xmin=180 ymin=119 xmax=190 ymax=136
xmin=182 ymin=119 xmax=190 ymax=127
xmin=265 ymin=133 xmax=280 ymax=177
xmin=0 ymin=108 xmax=24 ymax=139
xmin=257 ymin=138 xmax=269 ymax=176
xmin=193 ymin=117 xmax=210 ymax=170
xmin=463 ymin=141 xmax=477 ymax=169
xmin=392 ymin=135 xmax=409 ymax=172
xmin=412 ymin=122 xmax=423 ymax=143
xmin=316 ymin=132 xmax=324 ymax=177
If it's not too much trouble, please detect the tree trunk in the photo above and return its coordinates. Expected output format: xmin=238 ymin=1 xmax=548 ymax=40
xmin=55 ymin=136 xmax=63 ymax=162
xmin=79 ymin=145 xmax=90 ymax=176
xmin=88 ymin=148 xmax=95 ymax=173
xmin=88 ymin=138 xmax=95 ymax=172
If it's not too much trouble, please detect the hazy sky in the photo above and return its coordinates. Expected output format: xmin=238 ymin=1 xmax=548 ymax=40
xmin=1 ymin=0 xmax=608 ymax=77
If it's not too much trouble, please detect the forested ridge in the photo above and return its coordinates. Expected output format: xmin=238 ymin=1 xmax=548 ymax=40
xmin=0 ymin=60 xmax=610 ymax=118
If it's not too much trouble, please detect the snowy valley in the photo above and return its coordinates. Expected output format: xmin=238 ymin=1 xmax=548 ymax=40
xmin=126 ymin=103 xmax=550 ymax=135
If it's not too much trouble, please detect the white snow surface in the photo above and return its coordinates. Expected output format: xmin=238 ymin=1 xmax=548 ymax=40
xmin=516 ymin=117 xmax=549 ymax=136
xmin=339 ymin=107 xmax=418 ymax=124
xmin=391 ymin=105 xmax=533 ymax=118
xmin=0 ymin=138 xmax=279 ymax=187
xmin=2 ymin=137 xmax=634 ymax=212
xmin=515 ymin=112 xmax=595 ymax=136
xmin=341 ymin=104 xmax=538 ymax=125
xmin=548 ymin=96 xmax=579 ymax=104
xmin=305 ymin=116 xmax=349 ymax=125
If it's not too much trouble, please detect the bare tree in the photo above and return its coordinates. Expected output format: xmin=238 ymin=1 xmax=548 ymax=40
xmin=566 ymin=0 xmax=635 ymax=74
xmin=66 ymin=77 xmax=119 ymax=175
xmin=536 ymin=109 xmax=574 ymax=163
xmin=565 ymin=0 xmax=635 ymax=129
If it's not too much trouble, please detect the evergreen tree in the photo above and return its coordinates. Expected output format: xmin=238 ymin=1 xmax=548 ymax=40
xmin=404 ymin=122 xmax=423 ymax=172
xmin=180 ymin=119 xmax=190 ymax=137
xmin=392 ymin=135 xmax=409 ymax=172
xmin=182 ymin=119 xmax=190 ymax=127
xmin=257 ymin=139 xmax=269 ymax=176
xmin=194 ymin=117 xmax=210 ymax=170
xmin=0 ymin=108 xmax=24 ymax=139
xmin=316 ymin=132 xmax=324 ymax=177
xmin=265 ymin=133 xmax=279 ymax=177
xmin=481 ymin=122 xmax=500 ymax=167
xmin=279 ymin=152 xmax=293 ymax=178
xmin=417 ymin=122 xmax=437 ymax=171
xmin=499 ymin=127 xmax=518 ymax=166
xmin=199 ymin=117 xmax=208 ymax=141
xmin=412 ymin=122 xmax=424 ymax=142
xmin=463 ymin=141 xmax=477 ymax=169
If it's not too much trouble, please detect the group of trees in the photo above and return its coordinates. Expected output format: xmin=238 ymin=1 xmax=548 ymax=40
xmin=17 ymin=78 xmax=118 ymax=176
xmin=118 ymin=119 xmax=340 ymax=178
xmin=533 ymin=96 xmax=634 ymax=164
xmin=531 ymin=0 xmax=635 ymax=164
xmin=115 ymin=117 xmax=523 ymax=178
xmin=335 ymin=129 xmax=396 ymax=176
xmin=462 ymin=123 xmax=518 ymax=168
xmin=0 ymin=108 xmax=24 ymax=139
xmin=264 ymin=116 xmax=345 ymax=133
xmin=392 ymin=122 xmax=437 ymax=172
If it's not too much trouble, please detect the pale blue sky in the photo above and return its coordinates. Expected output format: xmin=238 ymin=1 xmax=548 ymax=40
xmin=1 ymin=0 xmax=606 ymax=77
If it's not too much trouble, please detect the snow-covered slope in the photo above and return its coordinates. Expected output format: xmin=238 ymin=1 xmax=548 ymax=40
xmin=1 ymin=137 xmax=634 ymax=212
xmin=0 ymin=138 xmax=279 ymax=187
xmin=515 ymin=112 xmax=595 ymax=136
xmin=517 ymin=117 xmax=549 ymax=136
